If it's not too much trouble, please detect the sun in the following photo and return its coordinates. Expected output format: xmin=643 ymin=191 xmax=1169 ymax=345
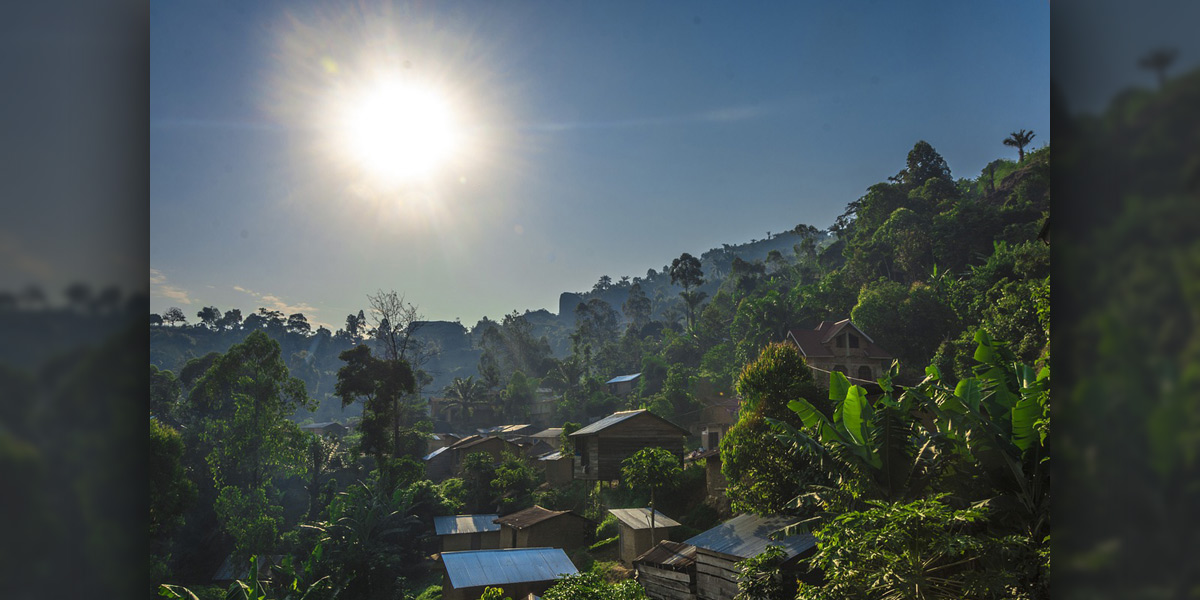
xmin=340 ymin=79 xmax=460 ymax=183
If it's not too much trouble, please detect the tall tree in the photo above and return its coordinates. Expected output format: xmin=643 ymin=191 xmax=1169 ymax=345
xmin=622 ymin=283 xmax=653 ymax=334
xmin=162 ymin=306 xmax=187 ymax=327
xmin=621 ymin=447 xmax=681 ymax=540
xmin=1138 ymin=47 xmax=1178 ymax=88
xmin=196 ymin=306 xmax=221 ymax=329
xmin=218 ymin=308 xmax=242 ymax=330
xmin=287 ymin=312 xmax=311 ymax=335
xmin=669 ymin=253 xmax=705 ymax=330
xmin=335 ymin=345 xmax=419 ymax=468
xmin=1003 ymin=129 xmax=1037 ymax=162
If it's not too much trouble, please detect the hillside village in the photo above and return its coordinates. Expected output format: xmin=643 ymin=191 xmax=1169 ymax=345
xmin=150 ymin=141 xmax=1051 ymax=599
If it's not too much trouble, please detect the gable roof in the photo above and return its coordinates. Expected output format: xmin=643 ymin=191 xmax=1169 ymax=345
xmin=608 ymin=508 xmax=682 ymax=530
xmin=424 ymin=446 xmax=451 ymax=461
xmin=454 ymin=435 xmax=518 ymax=452
xmin=434 ymin=514 xmax=501 ymax=536
xmin=494 ymin=505 xmax=590 ymax=529
xmin=787 ymin=319 xmax=892 ymax=360
xmin=442 ymin=548 xmax=578 ymax=589
xmin=569 ymin=409 xmax=689 ymax=437
xmin=606 ymin=373 xmax=642 ymax=384
xmin=684 ymin=513 xmax=817 ymax=560
xmin=530 ymin=427 xmax=563 ymax=439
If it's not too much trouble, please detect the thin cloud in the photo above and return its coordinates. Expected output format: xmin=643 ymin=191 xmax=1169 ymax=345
xmin=232 ymin=285 xmax=318 ymax=318
xmin=149 ymin=268 xmax=193 ymax=305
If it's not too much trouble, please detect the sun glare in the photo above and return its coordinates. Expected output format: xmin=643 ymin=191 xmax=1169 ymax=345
xmin=341 ymin=79 xmax=460 ymax=183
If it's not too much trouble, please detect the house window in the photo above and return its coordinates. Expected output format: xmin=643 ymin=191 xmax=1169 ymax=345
xmin=708 ymin=431 xmax=720 ymax=450
xmin=849 ymin=334 xmax=860 ymax=348
xmin=858 ymin=366 xmax=872 ymax=380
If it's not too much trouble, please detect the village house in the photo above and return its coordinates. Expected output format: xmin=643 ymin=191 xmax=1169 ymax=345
xmin=423 ymin=446 xmax=454 ymax=481
xmin=434 ymin=514 xmax=501 ymax=552
xmin=494 ymin=505 xmax=595 ymax=552
xmin=529 ymin=427 xmax=564 ymax=450
xmin=786 ymin=319 xmax=892 ymax=385
xmin=451 ymin=435 xmax=525 ymax=472
xmin=687 ymin=449 xmax=728 ymax=513
xmin=428 ymin=432 xmax=462 ymax=452
xmin=608 ymin=508 xmax=682 ymax=564
xmin=440 ymin=547 xmax=578 ymax=600
xmin=605 ymin=373 xmax=642 ymax=396
xmin=685 ymin=513 xmax=817 ymax=600
xmin=537 ymin=450 xmax=573 ymax=487
xmin=570 ymin=409 xmax=688 ymax=482
xmin=634 ymin=540 xmax=699 ymax=600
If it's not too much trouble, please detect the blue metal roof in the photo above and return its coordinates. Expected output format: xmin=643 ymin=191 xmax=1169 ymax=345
xmin=606 ymin=373 xmax=642 ymax=384
xmin=423 ymin=446 xmax=450 ymax=461
xmin=442 ymin=547 xmax=578 ymax=589
xmin=684 ymin=513 xmax=816 ymax=560
xmin=434 ymin=514 xmax=501 ymax=535
xmin=570 ymin=410 xmax=645 ymax=436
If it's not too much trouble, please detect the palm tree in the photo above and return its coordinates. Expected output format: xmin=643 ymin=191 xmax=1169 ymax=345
xmin=1139 ymin=47 xmax=1178 ymax=88
xmin=1003 ymin=129 xmax=1036 ymax=162
xmin=442 ymin=376 xmax=487 ymax=422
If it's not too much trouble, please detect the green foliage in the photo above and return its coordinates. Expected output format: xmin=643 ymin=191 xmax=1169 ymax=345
xmin=334 ymin=344 xmax=419 ymax=466
xmin=478 ymin=587 xmax=510 ymax=600
xmin=621 ymin=447 xmax=682 ymax=533
xmin=150 ymin=419 xmax=196 ymax=566
xmin=734 ymin=545 xmax=790 ymax=600
xmin=796 ymin=498 xmax=1042 ymax=600
xmin=491 ymin=451 xmax=539 ymax=514
xmin=542 ymin=572 xmax=648 ymax=600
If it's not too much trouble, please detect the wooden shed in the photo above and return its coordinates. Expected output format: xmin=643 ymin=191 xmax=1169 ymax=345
xmin=684 ymin=514 xmax=817 ymax=600
xmin=495 ymin=505 xmax=595 ymax=552
xmin=634 ymin=540 xmax=698 ymax=600
xmin=537 ymin=451 xmax=573 ymax=487
xmin=440 ymin=547 xmax=578 ymax=600
xmin=570 ymin=409 xmax=688 ymax=481
xmin=434 ymin=514 xmax=502 ymax=552
xmin=609 ymin=508 xmax=682 ymax=564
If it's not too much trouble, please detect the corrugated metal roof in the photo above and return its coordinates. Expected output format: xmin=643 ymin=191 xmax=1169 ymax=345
xmin=633 ymin=540 xmax=697 ymax=569
xmin=570 ymin=409 xmax=689 ymax=437
xmin=608 ymin=508 xmax=682 ymax=530
xmin=434 ymin=514 xmax=501 ymax=535
xmin=495 ymin=505 xmax=589 ymax=529
xmin=442 ymin=548 xmax=578 ymax=589
xmin=683 ymin=514 xmax=816 ymax=560
xmin=538 ymin=451 xmax=565 ymax=461
xmin=424 ymin=446 xmax=450 ymax=461
xmin=531 ymin=428 xmax=563 ymax=439
xmin=606 ymin=373 xmax=642 ymax=384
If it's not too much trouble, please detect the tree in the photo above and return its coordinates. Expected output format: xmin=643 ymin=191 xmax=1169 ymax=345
xmin=622 ymin=283 xmax=653 ymax=333
xmin=334 ymin=345 xmax=419 ymax=468
xmin=287 ymin=312 xmax=311 ymax=335
xmin=64 ymin=282 xmax=91 ymax=313
xmin=187 ymin=331 xmax=312 ymax=558
xmin=542 ymin=572 xmax=649 ymax=600
xmin=196 ymin=306 xmax=221 ymax=329
xmin=621 ymin=447 xmax=681 ymax=540
xmin=1138 ymin=47 xmax=1178 ymax=88
xmin=149 ymin=365 xmax=181 ymax=422
xmin=366 ymin=290 xmax=425 ymax=363
xmin=491 ymin=451 xmax=539 ymax=513
xmin=257 ymin=308 xmax=285 ymax=330
xmin=669 ymin=253 xmax=705 ymax=330
xmin=149 ymin=313 xmax=163 ymax=327
xmin=219 ymin=308 xmax=243 ymax=330
xmin=593 ymin=275 xmax=613 ymax=293
xmin=1003 ymin=129 xmax=1036 ymax=162
xmin=896 ymin=140 xmax=953 ymax=189
xmin=150 ymin=419 xmax=196 ymax=575
xmin=442 ymin=376 xmax=488 ymax=422
xmin=162 ymin=306 xmax=187 ymax=327
xmin=721 ymin=343 xmax=825 ymax=514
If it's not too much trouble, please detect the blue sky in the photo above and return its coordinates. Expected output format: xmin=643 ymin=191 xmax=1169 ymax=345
xmin=150 ymin=1 xmax=1050 ymax=327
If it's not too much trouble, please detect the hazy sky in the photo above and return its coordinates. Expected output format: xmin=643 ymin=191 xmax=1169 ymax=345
xmin=150 ymin=1 xmax=1049 ymax=328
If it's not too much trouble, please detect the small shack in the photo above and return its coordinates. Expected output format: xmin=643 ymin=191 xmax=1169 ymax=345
xmin=440 ymin=547 xmax=578 ymax=600
xmin=424 ymin=446 xmax=454 ymax=481
xmin=537 ymin=451 xmax=573 ymax=487
xmin=609 ymin=508 xmax=682 ymax=564
xmin=605 ymin=373 xmax=642 ymax=396
xmin=434 ymin=514 xmax=502 ymax=552
xmin=530 ymin=427 xmax=564 ymax=450
xmin=570 ymin=409 xmax=688 ymax=481
xmin=685 ymin=513 xmax=817 ymax=600
xmin=495 ymin=505 xmax=595 ymax=551
xmin=634 ymin=540 xmax=698 ymax=600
